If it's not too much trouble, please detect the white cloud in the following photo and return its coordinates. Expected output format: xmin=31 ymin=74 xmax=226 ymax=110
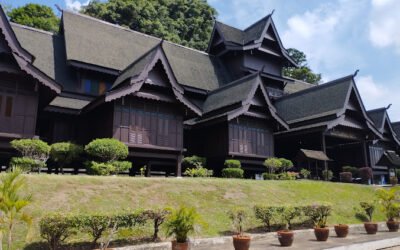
xmin=369 ymin=0 xmax=400 ymax=53
xmin=356 ymin=75 xmax=400 ymax=121
xmin=65 ymin=0 xmax=89 ymax=12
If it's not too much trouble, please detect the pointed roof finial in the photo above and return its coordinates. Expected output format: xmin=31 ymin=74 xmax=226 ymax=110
xmin=55 ymin=4 xmax=62 ymax=13
xmin=270 ymin=9 xmax=275 ymax=16
xmin=353 ymin=69 xmax=359 ymax=77
xmin=386 ymin=104 xmax=392 ymax=110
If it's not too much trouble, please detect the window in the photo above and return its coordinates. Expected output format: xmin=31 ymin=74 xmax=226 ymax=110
xmin=5 ymin=96 xmax=12 ymax=117
xmin=82 ymin=79 xmax=111 ymax=95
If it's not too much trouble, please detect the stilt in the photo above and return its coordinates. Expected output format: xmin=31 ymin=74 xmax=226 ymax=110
xmin=176 ymin=154 xmax=183 ymax=177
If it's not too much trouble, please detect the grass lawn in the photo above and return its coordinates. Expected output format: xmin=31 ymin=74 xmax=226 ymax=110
xmin=13 ymin=175 xmax=385 ymax=249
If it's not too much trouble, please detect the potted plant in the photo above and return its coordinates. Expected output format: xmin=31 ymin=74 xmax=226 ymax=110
xmin=277 ymin=206 xmax=300 ymax=247
xmin=390 ymin=176 xmax=398 ymax=186
xmin=376 ymin=188 xmax=400 ymax=232
xmin=165 ymin=206 xmax=200 ymax=250
xmin=229 ymin=208 xmax=251 ymax=250
xmin=334 ymin=224 xmax=349 ymax=238
xmin=355 ymin=201 xmax=378 ymax=234
xmin=304 ymin=204 xmax=332 ymax=241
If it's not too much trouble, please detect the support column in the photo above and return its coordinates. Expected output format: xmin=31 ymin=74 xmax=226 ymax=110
xmin=321 ymin=132 xmax=328 ymax=172
xmin=146 ymin=162 xmax=152 ymax=177
xmin=362 ymin=141 xmax=369 ymax=167
xmin=176 ymin=154 xmax=183 ymax=177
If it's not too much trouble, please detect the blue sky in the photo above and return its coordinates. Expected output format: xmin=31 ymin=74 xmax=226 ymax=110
xmin=2 ymin=0 xmax=400 ymax=120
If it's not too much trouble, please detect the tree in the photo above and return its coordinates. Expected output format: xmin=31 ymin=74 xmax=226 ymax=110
xmin=50 ymin=142 xmax=83 ymax=174
xmin=81 ymin=0 xmax=217 ymax=51
xmin=10 ymin=139 xmax=51 ymax=173
xmin=283 ymin=48 xmax=322 ymax=84
xmin=264 ymin=157 xmax=282 ymax=174
xmin=7 ymin=4 xmax=60 ymax=33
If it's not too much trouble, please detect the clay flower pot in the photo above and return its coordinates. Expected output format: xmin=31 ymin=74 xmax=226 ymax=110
xmin=277 ymin=230 xmax=294 ymax=247
xmin=172 ymin=240 xmax=189 ymax=250
xmin=232 ymin=235 xmax=251 ymax=250
xmin=314 ymin=227 xmax=329 ymax=241
xmin=364 ymin=222 xmax=378 ymax=234
xmin=334 ymin=224 xmax=349 ymax=238
xmin=387 ymin=221 xmax=400 ymax=232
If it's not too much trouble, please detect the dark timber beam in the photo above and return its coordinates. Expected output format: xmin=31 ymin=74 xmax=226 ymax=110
xmin=176 ymin=154 xmax=183 ymax=177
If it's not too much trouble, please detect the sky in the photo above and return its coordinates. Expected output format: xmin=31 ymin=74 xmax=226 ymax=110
xmin=2 ymin=0 xmax=400 ymax=120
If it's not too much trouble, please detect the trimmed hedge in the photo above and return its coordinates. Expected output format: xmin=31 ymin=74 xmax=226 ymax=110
xmin=224 ymin=159 xmax=241 ymax=169
xmin=85 ymin=138 xmax=129 ymax=162
xmin=340 ymin=172 xmax=352 ymax=183
xmin=222 ymin=168 xmax=244 ymax=178
xmin=9 ymin=157 xmax=44 ymax=173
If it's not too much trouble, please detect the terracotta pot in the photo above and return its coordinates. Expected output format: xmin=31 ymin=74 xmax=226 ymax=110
xmin=232 ymin=235 xmax=251 ymax=250
xmin=364 ymin=222 xmax=378 ymax=234
xmin=171 ymin=240 xmax=189 ymax=250
xmin=387 ymin=221 xmax=400 ymax=232
xmin=277 ymin=230 xmax=294 ymax=247
xmin=314 ymin=227 xmax=329 ymax=241
xmin=334 ymin=224 xmax=349 ymax=238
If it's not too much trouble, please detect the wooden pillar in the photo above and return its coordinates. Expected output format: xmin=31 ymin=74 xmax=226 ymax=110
xmin=362 ymin=141 xmax=369 ymax=167
xmin=176 ymin=154 xmax=183 ymax=177
xmin=146 ymin=162 xmax=152 ymax=177
xmin=321 ymin=132 xmax=328 ymax=172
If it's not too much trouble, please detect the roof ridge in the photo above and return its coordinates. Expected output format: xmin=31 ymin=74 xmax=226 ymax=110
xmin=276 ymin=74 xmax=354 ymax=102
xmin=10 ymin=22 xmax=55 ymax=36
xmin=215 ymin=21 xmax=244 ymax=32
xmin=62 ymin=10 xmax=211 ymax=56
xmin=208 ymin=73 xmax=259 ymax=95
xmin=244 ymin=14 xmax=271 ymax=32
xmin=392 ymin=122 xmax=400 ymax=125
xmin=367 ymin=107 xmax=386 ymax=113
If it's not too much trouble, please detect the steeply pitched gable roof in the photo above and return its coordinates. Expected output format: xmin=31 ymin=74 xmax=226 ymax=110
xmin=367 ymin=108 xmax=400 ymax=145
xmin=62 ymin=10 xmax=231 ymax=91
xmin=392 ymin=122 xmax=400 ymax=140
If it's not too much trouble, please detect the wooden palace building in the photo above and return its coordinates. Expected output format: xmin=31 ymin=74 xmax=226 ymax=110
xmin=0 ymin=6 xmax=399 ymax=182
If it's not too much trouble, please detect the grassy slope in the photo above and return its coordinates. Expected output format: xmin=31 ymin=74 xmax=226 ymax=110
xmin=15 ymin=175 xmax=384 ymax=248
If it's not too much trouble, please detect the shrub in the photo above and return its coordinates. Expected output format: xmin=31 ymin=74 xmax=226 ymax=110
xmin=165 ymin=207 xmax=200 ymax=243
xmin=278 ymin=172 xmax=298 ymax=180
xmin=376 ymin=188 xmax=400 ymax=221
xmin=279 ymin=158 xmax=294 ymax=171
xmin=40 ymin=213 xmax=78 ymax=250
xmin=9 ymin=157 xmax=44 ymax=173
xmin=396 ymin=169 xmax=400 ymax=178
xmin=303 ymin=204 xmax=332 ymax=228
xmin=85 ymin=138 xmax=129 ymax=162
xmin=110 ymin=161 xmax=132 ymax=174
xmin=342 ymin=166 xmax=358 ymax=177
xmin=254 ymin=205 xmax=279 ymax=231
xmin=184 ymin=167 xmax=213 ymax=177
xmin=50 ymin=142 xmax=83 ymax=174
xmin=144 ymin=208 xmax=171 ymax=241
xmin=339 ymin=172 xmax=352 ymax=183
xmin=300 ymin=169 xmax=311 ymax=179
xmin=86 ymin=161 xmax=116 ymax=176
xmin=182 ymin=155 xmax=206 ymax=168
xmin=322 ymin=169 xmax=333 ymax=181
xmin=221 ymin=168 xmax=244 ymax=178
xmin=229 ymin=208 xmax=247 ymax=236
xmin=359 ymin=167 xmax=373 ymax=184
xmin=10 ymin=139 xmax=50 ymax=172
xmin=390 ymin=176 xmax=398 ymax=186
xmin=279 ymin=206 xmax=302 ymax=230
xmin=355 ymin=201 xmax=376 ymax=222
xmin=224 ymin=159 xmax=241 ymax=169
xmin=264 ymin=157 xmax=282 ymax=174
xmin=262 ymin=173 xmax=278 ymax=180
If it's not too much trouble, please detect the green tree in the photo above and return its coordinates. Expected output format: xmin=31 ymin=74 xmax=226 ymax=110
xmin=283 ymin=48 xmax=322 ymax=84
xmin=7 ymin=4 xmax=60 ymax=33
xmin=50 ymin=142 xmax=83 ymax=174
xmin=0 ymin=169 xmax=32 ymax=250
xmin=81 ymin=0 xmax=217 ymax=51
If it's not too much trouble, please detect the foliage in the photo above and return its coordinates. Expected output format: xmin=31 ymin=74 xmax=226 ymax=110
xmin=396 ymin=169 xmax=400 ymax=178
xmin=81 ymin=0 xmax=217 ymax=51
xmin=184 ymin=166 xmax=213 ymax=177
xmin=85 ymin=138 xmax=129 ymax=162
xmin=140 ymin=166 xmax=147 ymax=177
xmin=224 ymin=159 xmax=241 ymax=169
xmin=283 ymin=48 xmax=322 ymax=84
xmin=0 ymin=169 xmax=32 ymax=249
xmin=110 ymin=161 xmax=132 ymax=174
xmin=7 ymin=3 xmax=60 ymax=33
xmin=50 ymin=142 xmax=83 ymax=174
xmin=264 ymin=157 xmax=282 ymax=174
xmin=279 ymin=206 xmax=302 ymax=230
xmin=339 ymin=172 xmax=352 ymax=183
xmin=355 ymin=201 xmax=376 ymax=222
xmin=300 ymin=169 xmax=311 ymax=179
xmin=165 ymin=207 xmax=200 ymax=243
xmin=359 ymin=167 xmax=373 ymax=184
xmin=279 ymin=158 xmax=294 ymax=172
xmin=342 ymin=166 xmax=358 ymax=177
xmin=86 ymin=161 xmax=116 ymax=176
xmin=9 ymin=157 xmax=44 ymax=173
xmin=390 ymin=176 xmax=398 ymax=186
xmin=303 ymin=204 xmax=332 ymax=228
xmin=182 ymin=155 xmax=206 ymax=169
xmin=221 ymin=168 xmax=244 ymax=179
xmin=278 ymin=172 xmax=298 ymax=180
xmin=229 ymin=208 xmax=247 ymax=236
xmin=262 ymin=173 xmax=278 ymax=180
xmin=10 ymin=139 xmax=50 ymax=172
xmin=376 ymin=188 xmax=400 ymax=221
xmin=144 ymin=208 xmax=171 ymax=241
xmin=322 ymin=169 xmax=333 ymax=181
xmin=254 ymin=206 xmax=279 ymax=232
xmin=40 ymin=213 xmax=78 ymax=250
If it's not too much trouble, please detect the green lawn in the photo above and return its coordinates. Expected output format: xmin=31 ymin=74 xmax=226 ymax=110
xmin=13 ymin=175 xmax=385 ymax=249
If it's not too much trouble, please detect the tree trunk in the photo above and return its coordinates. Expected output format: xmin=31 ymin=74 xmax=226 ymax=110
xmin=7 ymin=223 xmax=12 ymax=250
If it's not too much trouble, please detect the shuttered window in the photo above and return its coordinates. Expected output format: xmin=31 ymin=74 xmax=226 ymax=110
xmin=5 ymin=96 xmax=12 ymax=117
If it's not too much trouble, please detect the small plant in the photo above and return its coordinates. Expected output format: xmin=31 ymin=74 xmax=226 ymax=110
xmin=279 ymin=206 xmax=302 ymax=230
xmin=224 ymin=159 xmax=241 ymax=169
xmin=10 ymin=139 xmax=50 ymax=173
xmin=184 ymin=166 xmax=213 ymax=177
xmin=278 ymin=172 xmax=298 ymax=180
xmin=254 ymin=206 xmax=279 ymax=232
xmin=50 ymin=142 xmax=83 ymax=174
xmin=86 ymin=161 xmax=116 ymax=176
xmin=221 ymin=168 xmax=244 ymax=178
xmin=390 ymin=176 xmax=398 ymax=186
xmin=110 ymin=161 xmax=132 ymax=174
xmin=300 ymin=169 xmax=311 ymax=179
xmin=262 ymin=173 xmax=278 ymax=180
xmin=279 ymin=158 xmax=294 ymax=172
xmin=140 ymin=166 xmax=147 ymax=176
xmin=264 ymin=157 xmax=282 ymax=174
xmin=304 ymin=204 xmax=332 ymax=228
xmin=165 ymin=207 xmax=200 ymax=243
xmin=339 ymin=172 xmax=352 ymax=183
xmin=355 ymin=201 xmax=376 ymax=222
xmin=229 ymin=208 xmax=247 ymax=236
xmin=322 ymin=169 xmax=333 ymax=181
xmin=9 ymin=157 xmax=44 ymax=173
xmin=182 ymin=155 xmax=206 ymax=169
xmin=40 ymin=213 xmax=78 ymax=250
xmin=359 ymin=167 xmax=373 ymax=184
xmin=376 ymin=188 xmax=400 ymax=222
xmin=342 ymin=166 xmax=358 ymax=177
xmin=144 ymin=208 xmax=171 ymax=241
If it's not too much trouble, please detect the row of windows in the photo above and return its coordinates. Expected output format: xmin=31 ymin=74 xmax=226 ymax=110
xmin=0 ymin=95 xmax=13 ymax=118
xmin=82 ymin=79 xmax=112 ymax=95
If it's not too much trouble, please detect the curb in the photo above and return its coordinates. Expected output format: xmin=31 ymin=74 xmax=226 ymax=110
xmin=325 ymin=237 xmax=400 ymax=250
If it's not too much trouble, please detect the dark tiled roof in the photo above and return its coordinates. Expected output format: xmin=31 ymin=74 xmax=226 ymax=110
xmin=62 ymin=11 xmax=231 ymax=91
xmin=298 ymin=149 xmax=331 ymax=161
xmin=284 ymin=79 xmax=315 ymax=94
xmin=367 ymin=108 xmax=386 ymax=131
xmin=11 ymin=23 xmax=77 ymax=92
xmin=392 ymin=122 xmax=400 ymax=139
xmin=377 ymin=151 xmax=400 ymax=168
xmin=202 ymin=73 xmax=259 ymax=113
xmin=275 ymin=76 xmax=353 ymax=123
xmin=49 ymin=96 xmax=90 ymax=110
